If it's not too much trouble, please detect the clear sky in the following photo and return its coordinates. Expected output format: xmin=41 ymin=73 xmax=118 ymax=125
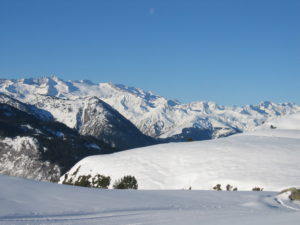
xmin=0 ymin=0 xmax=299 ymax=106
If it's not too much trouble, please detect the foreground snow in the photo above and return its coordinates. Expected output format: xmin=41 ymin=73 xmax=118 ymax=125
xmin=0 ymin=175 xmax=300 ymax=225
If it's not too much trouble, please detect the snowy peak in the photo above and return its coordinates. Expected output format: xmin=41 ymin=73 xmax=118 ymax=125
xmin=114 ymin=83 xmax=164 ymax=103
xmin=0 ymin=76 xmax=79 ymax=99
xmin=0 ymin=76 xmax=173 ymax=104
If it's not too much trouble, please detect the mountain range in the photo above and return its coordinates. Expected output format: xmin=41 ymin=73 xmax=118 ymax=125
xmin=0 ymin=76 xmax=300 ymax=181
xmin=1 ymin=76 xmax=299 ymax=142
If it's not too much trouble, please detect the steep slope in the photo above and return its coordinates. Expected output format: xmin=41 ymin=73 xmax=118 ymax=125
xmin=1 ymin=76 xmax=299 ymax=142
xmin=61 ymin=113 xmax=300 ymax=190
xmin=1 ymin=175 xmax=300 ymax=225
xmin=0 ymin=101 xmax=114 ymax=181
xmin=27 ymin=95 xmax=158 ymax=150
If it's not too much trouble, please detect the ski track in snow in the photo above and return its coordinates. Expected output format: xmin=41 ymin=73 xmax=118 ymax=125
xmin=1 ymin=175 xmax=300 ymax=225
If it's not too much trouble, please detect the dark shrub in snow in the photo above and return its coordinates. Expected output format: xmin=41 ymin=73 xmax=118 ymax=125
xmin=62 ymin=172 xmax=110 ymax=188
xmin=113 ymin=175 xmax=138 ymax=189
xmin=213 ymin=184 xmax=222 ymax=191
xmin=280 ymin=188 xmax=300 ymax=201
xmin=252 ymin=187 xmax=263 ymax=191
xmin=91 ymin=174 xmax=111 ymax=189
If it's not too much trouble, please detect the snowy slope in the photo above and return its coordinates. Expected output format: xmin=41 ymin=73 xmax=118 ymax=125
xmin=260 ymin=112 xmax=300 ymax=130
xmin=1 ymin=76 xmax=299 ymax=141
xmin=1 ymin=175 xmax=300 ymax=225
xmin=62 ymin=113 xmax=300 ymax=191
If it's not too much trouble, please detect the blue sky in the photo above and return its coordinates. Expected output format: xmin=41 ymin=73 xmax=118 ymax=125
xmin=0 ymin=0 xmax=299 ymax=105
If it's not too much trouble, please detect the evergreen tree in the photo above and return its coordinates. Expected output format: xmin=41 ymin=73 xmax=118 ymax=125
xmin=113 ymin=175 xmax=138 ymax=189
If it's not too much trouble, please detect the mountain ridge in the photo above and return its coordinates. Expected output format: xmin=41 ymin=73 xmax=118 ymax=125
xmin=1 ymin=76 xmax=299 ymax=142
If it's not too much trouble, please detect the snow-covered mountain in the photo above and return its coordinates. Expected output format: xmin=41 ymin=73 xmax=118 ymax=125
xmin=61 ymin=112 xmax=300 ymax=191
xmin=26 ymin=94 xmax=157 ymax=150
xmin=1 ymin=76 xmax=299 ymax=142
xmin=0 ymin=91 xmax=157 ymax=151
xmin=0 ymin=97 xmax=115 ymax=181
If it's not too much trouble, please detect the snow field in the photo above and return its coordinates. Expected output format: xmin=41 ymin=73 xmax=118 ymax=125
xmin=1 ymin=175 xmax=300 ymax=225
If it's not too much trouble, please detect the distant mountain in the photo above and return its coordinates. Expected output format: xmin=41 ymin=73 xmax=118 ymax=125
xmin=1 ymin=76 xmax=299 ymax=142
xmin=0 ymin=95 xmax=115 ymax=181
xmin=0 ymin=89 xmax=158 ymax=150
xmin=28 ymin=94 xmax=158 ymax=150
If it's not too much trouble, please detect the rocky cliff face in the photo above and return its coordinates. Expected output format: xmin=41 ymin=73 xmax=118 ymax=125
xmin=78 ymin=96 xmax=157 ymax=149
